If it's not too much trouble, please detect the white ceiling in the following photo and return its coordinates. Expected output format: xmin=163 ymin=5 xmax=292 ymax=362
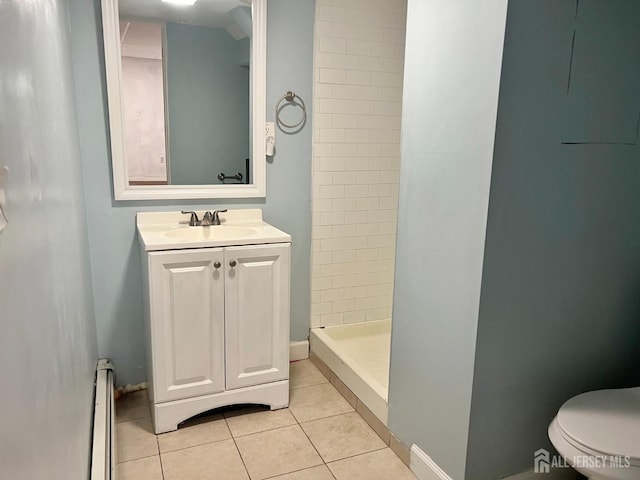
xmin=119 ymin=0 xmax=249 ymax=31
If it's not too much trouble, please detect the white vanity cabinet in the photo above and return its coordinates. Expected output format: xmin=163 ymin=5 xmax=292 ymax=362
xmin=137 ymin=210 xmax=291 ymax=434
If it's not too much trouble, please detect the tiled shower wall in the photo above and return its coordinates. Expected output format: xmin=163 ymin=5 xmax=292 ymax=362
xmin=311 ymin=0 xmax=407 ymax=327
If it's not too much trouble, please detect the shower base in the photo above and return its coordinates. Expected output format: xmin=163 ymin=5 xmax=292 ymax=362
xmin=309 ymin=319 xmax=390 ymax=425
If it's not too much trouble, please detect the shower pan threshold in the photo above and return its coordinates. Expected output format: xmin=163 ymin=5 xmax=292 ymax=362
xmin=309 ymin=319 xmax=390 ymax=425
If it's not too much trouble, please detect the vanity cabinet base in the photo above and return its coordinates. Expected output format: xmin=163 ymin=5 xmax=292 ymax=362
xmin=151 ymin=380 xmax=289 ymax=434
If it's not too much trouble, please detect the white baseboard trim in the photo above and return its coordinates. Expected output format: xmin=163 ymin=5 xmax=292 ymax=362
xmin=410 ymin=444 xmax=453 ymax=480
xmin=290 ymin=340 xmax=309 ymax=361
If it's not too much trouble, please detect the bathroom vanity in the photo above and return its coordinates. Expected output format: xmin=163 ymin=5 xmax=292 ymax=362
xmin=136 ymin=209 xmax=291 ymax=433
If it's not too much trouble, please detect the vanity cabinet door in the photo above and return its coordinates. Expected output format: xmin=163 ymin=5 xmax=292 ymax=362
xmin=224 ymin=243 xmax=291 ymax=390
xmin=149 ymin=249 xmax=225 ymax=403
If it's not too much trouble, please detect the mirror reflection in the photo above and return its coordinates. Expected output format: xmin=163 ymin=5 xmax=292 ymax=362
xmin=118 ymin=0 xmax=252 ymax=186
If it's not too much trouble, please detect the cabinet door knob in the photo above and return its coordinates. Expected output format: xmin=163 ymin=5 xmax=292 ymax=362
xmin=229 ymin=260 xmax=237 ymax=267
xmin=214 ymin=261 xmax=221 ymax=269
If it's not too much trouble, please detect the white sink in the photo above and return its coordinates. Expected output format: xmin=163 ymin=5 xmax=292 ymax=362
xmin=136 ymin=209 xmax=291 ymax=251
xmin=164 ymin=226 xmax=260 ymax=242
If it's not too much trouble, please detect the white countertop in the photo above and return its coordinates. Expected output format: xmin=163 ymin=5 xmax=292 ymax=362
xmin=136 ymin=209 xmax=291 ymax=251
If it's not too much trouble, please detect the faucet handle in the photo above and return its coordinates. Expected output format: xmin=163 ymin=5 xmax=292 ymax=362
xmin=181 ymin=210 xmax=200 ymax=226
xmin=212 ymin=209 xmax=228 ymax=225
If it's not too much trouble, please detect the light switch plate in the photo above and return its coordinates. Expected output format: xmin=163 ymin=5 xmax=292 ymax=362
xmin=265 ymin=122 xmax=275 ymax=138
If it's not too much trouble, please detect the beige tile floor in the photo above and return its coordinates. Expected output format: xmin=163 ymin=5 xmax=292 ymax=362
xmin=116 ymin=360 xmax=417 ymax=480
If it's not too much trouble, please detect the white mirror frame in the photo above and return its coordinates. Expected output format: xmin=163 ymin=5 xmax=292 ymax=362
xmin=101 ymin=0 xmax=267 ymax=200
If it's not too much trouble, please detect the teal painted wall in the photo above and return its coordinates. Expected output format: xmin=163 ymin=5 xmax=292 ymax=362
xmin=165 ymin=23 xmax=250 ymax=185
xmin=69 ymin=0 xmax=313 ymax=386
xmin=465 ymin=1 xmax=640 ymax=478
xmin=0 ymin=0 xmax=98 ymax=477
xmin=387 ymin=1 xmax=508 ymax=479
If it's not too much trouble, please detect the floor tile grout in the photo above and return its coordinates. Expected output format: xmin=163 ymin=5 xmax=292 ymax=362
xmin=225 ymin=416 xmax=253 ymax=480
xmin=116 ymin=360 xmax=415 ymax=479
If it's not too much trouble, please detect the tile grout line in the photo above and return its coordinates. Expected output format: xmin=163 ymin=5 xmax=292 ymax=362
xmin=289 ymin=392 xmax=336 ymax=480
xmin=224 ymin=416 xmax=253 ymax=480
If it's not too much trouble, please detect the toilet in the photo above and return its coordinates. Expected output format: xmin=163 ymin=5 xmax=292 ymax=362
xmin=548 ymin=387 xmax=640 ymax=479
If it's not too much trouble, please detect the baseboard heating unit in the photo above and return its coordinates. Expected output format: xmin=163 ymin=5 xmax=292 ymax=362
xmin=91 ymin=359 xmax=116 ymax=480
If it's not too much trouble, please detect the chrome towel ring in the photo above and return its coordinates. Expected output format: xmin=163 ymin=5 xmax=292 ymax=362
xmin=275 ymin=91 xmax=306 ymax=130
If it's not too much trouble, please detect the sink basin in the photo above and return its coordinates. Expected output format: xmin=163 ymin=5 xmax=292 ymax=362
xmin=164 ymin=225 xmax=260 ymax=242
xmin=136 ymin=209 xmax=291 ymax=251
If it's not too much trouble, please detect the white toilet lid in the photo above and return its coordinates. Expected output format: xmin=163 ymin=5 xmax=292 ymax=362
xmin=557 ymin=387 xmax=640 ymax=461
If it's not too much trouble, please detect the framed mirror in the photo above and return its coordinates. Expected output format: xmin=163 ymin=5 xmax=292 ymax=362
xmin=101 ymin=0 xmax=266 ymax=200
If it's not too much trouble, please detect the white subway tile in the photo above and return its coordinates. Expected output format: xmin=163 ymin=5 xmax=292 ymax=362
xmin=317 ymin=5 xmax=346 ymax=22
xmin=319 ymin=68 xmax=346 ymax=84
xmin=313 ymin=225 xmax=334 ymax=240
xmin=321 ymin=313 xmax=344 ymax=326
xmin=321 ymin=288 xmax=345 ymax=302
xmin=314 ymin=83 xmax=334 ymax=99
xmin=378 ymin=221 xmax=397 ymax=235
xmin=333 ymin=274 xmax=356 ymax=289
xmin=356 ymin=172 xmax=382 ymax=186
xmin=383 ymin=57 xmax=404 ymax=73
xmin=320 ymin=211 xmax=345 ymax=225
xmin=332 ymin=197 xmax=357 ymax=211
xmin=333 ymin=114 xmax=358 ymax=128
xmin=356 ymin=248 xmax=379 ymax=262
xmin=365 ymin=235 xmax=389 ymax=248
xmin=343 ymin=236 xmax=368 ymax=250
xmin=321 ymin=237 xmax=345 ymax=252
xmin=346 ymin=70 xmax=371 ymax=86
xmin=314 ymin=198 xmax=333 ymax=213
xmin=332 ymin=249 xmax=356 ymax=263
xmin=332 ymin=54 xmax=359 ymax=69
xmin=314 ymin=113 xmax=334 ymax=129
xmin=333 ymin=143 xmax=358 ymax=157
xmin=314 ymin=143 xmax=333 ymax=157
xmin=345 ymin=184 xmax=369 ymax=198
xmin=320 ymin=184 xmax=346 ymax=198
xmin=332 ymin=224 xmax=356 ymax=237
xmin=317 ymin=157 xmax=346 ymax=172
xmin=367 ymin=183 xmax=392 ymax=197
xmin=344 ymin=129 xmax=370 ymax=144
xmin=378 ymin=246 xmax=396 ymax=260
xmin=370 ymin=101 xmax=396 ymax=116
xmin=315 ymin=51 xmax=333 ymax=68
xmin=317 ymin=98 xmax=346 ymax=114
xmin=346 ymin=39 xmax=374 ymax=56
xmin=357 ymin=115 xmax=382 ymax=129
xmin=379 ymin=196 xmax=398 ymax=210
xmin=332 ymin=84 xmax=361 ymax=99
xmin=332 ymin=22 xmax=362 ymax=40
xmin=357 ymin=143 xmax=381 ymax=157
xmin=313 ymin=250 xmax=334 ymax=267
xmin=344 ymin=210 xmax=369 ymax=224
xmin=346 ymin=157 xmax=370 ymax=171
xmin=312 ymin=302 xmax=333 ymax=315
xmin=332 ymin=172 xmax=358 ymax=185
xmin=332 ymin=299 xmax=356 ymax=313
xmin=345 ymin=100 xmax=371 ymax=115
xmin=355 ymin=223 xmax=379 ymax=236
xmin=321 ymin=263 xmax=345 ymax=277
xmin=358 ymin=55 xmax=385 ymax=72
xmin=344 ymin=310 xmax=366 ymax=324
xmin=318 ymin=36 xmax=346 ymax=54
xmin=344 ymin=286 xmax=368 ymax=299
xmin=344 ymin=261 xmax=369 ymax=274
xmin=315 ymin=171 xmax=334 ymax=185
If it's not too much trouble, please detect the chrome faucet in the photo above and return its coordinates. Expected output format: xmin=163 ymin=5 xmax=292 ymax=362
xmin=200 ymin=211 xmax=215 ymax=226
xmin=211 ymin=209 xmax=227 ymax=225
xmin=181 ymin=210 xmax=200 ymax=226
xmin=181 ymin=209 xmax=227 ymax=226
